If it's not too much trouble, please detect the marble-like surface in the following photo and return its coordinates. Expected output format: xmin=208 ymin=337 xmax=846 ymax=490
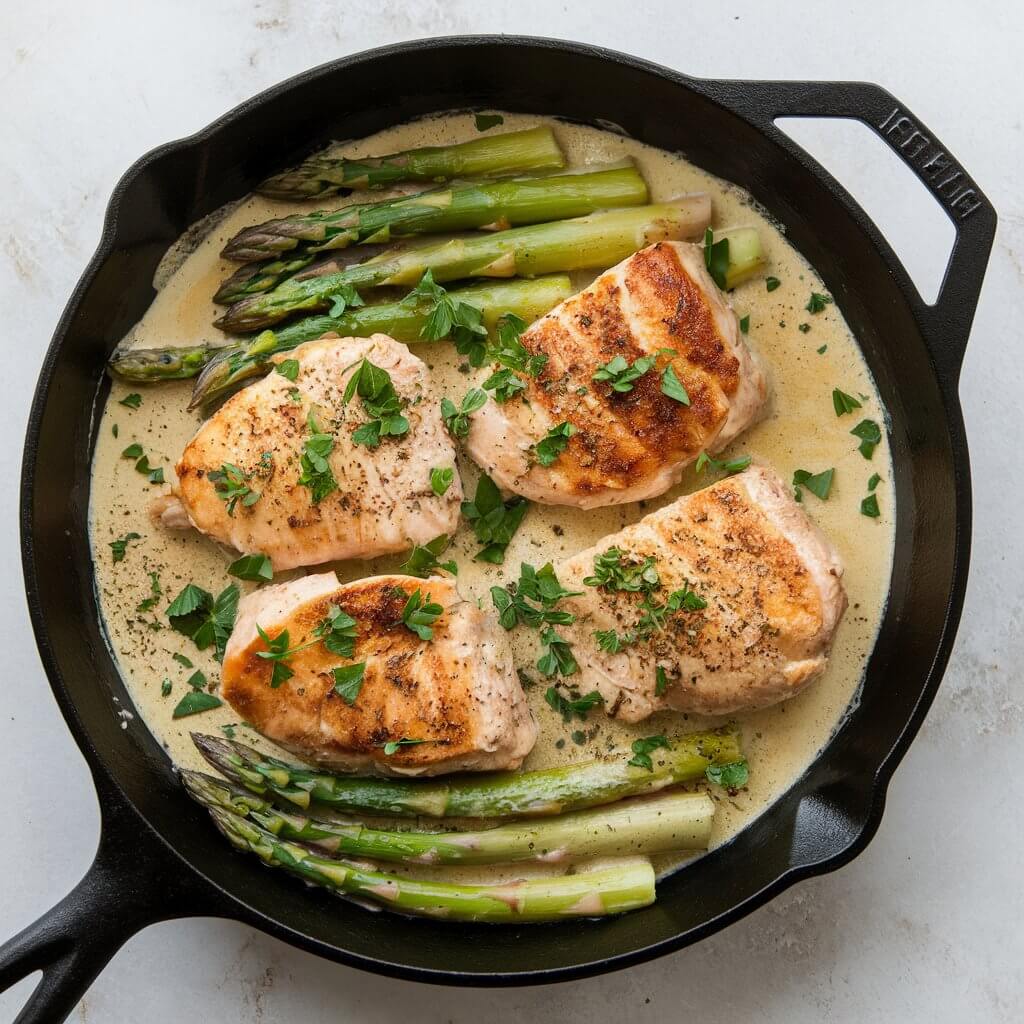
xmin=1 ymin=2 xmax=1021 ymax=1020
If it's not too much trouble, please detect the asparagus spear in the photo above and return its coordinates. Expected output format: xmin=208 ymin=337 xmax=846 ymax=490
xmin=215 ymin=198 xmax=713 ymax=333
xmin=106 ymin=275 xmax=571 ymax=397
xmin=183 ymin=770 xmax=714 ymax=865
xmin=192 ymin=726 xmax=741 ymax=818
xmin=722 ymin=228 xmax=766 ymax=289
xmin=225 ymin=166 xmax=649 ymax=262
xmin=208 ymin=805 xmax=656 ymax=921
xmin=257 ymin=126 xmax=566 ymax=200
xmin=193 ymin=275 xmax=571 ymax=408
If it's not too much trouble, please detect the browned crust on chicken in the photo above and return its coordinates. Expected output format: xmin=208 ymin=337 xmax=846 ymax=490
xmin=465 ymin=241 xmax=766 ymax=508
xmin=222 ymin=573 xmax=537 ymax=775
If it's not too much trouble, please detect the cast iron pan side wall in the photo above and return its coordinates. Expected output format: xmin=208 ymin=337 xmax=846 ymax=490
xmin=16 ymin=37 xmax=989 ymax=991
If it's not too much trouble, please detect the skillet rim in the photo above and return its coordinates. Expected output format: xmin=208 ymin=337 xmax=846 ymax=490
xmin=19 ymin=34 xmax=983 ymax=984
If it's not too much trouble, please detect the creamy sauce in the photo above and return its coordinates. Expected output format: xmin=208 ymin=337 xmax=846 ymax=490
xmin=90 ymin=113 xmax=894 ymax=884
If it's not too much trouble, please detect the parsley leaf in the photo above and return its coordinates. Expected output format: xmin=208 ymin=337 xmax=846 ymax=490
xmin=481 ymin=367 xmax=527 ymax=403
xmin=255 ymin=625 xmax=313 ymax=687
xmin=868 ymin=473 xmax=881 ymax=491
xmin=172 ymin=652 xmax=194 ymax=669
xmin=792 ymin=467 xmax=835 ymax=501
xmin=703 ymin=227 xmax=730 ymax=290
xmin=166 ymin=583 xmax=239 ymax=661
xmin=121 ymin=443 xmax=143 ymax=459
xmin=766 ymin=276 xmax=781 ymax=292
xmin=655 ymin=665 xmax=669 ymax=697
xmin=430 ymin=466 xmax=455 ymax=496
xmin=592 ymin=355 xmax=655 ymax=393
xmin=490 ymin=314 xmax=547 ymax=376
xmin=161 ymin=679 xmax=172 ymax=697
xmin=583 ymin=548 xmax=660 ymax=593
xmin=544 ymin=685 xmax=601 ymax=719
xmin=401 ymin=589 xmax=443 ymax=641
xmin=326 ymin=282 xmax=364 ymax=318
xmin=706 ymin=759 xmax=750 ymax=790
xmin=593 ymin=628 xmax=637 ymax=654
xmin=172 ymin=690 xmax=222 ymax=718
xmin=332 ymin=662 xmax=366 ymax=704
xmin=313 ymin=604 xmax=359 ymax=658
xmin=381 ymin=737 xmax=428 ymax=755
xmin=537 ymin=628 xmax=579 ymax=678
xmin=806 ymin=292 xmax=832 ymax=314
xmin=832 ymin=388 xmax=862 ymax=416
xmin=861 ymin=493 xmax=881 ymax=518
xmin=275 ymin=358 xmax=300 ymax=381
xmin=851 ymin=418 xmax=882 ymax=459
xmin=532 ymin=421 xmax=576 ymax=467
xmin=474 ymin=113 xmax=504 ymax=131
xmin=628 ymin=734 xmax=670 ymax=771
xmin=209 ymin=463 xmax=260 ymax=516
xmin=298 ymin=411 xmax=339 ymax=501
xmin=400 ymin=535 xmax=457 ymax=578
xmin=407 ymin=270 xmax=489 ymax=365
xmin=119 ymin=393 xmax=142 ymax=409
xmin=491 ymin=562 xmax=580 ymax=630
xmin=739 ymin=315 xmax=750 ymax=334
xmin=109 ymin=532 xmax=142 ymax=563
xmin=661 ymin=363 xmax=690 ymax=405
xmin=461 ymin=473 xmax=529 ymax=564
xmin=136 ymin=571 xmax=162 ymax=612
xmin=695 ymin=451 xmax=752 ymax=476
xmin=441 ymin=388 xmax=488 ymax=438
xmin=227 ymin=553 xmax=273 ymax=582
xmin=186 ymin=669 xmax=207 ymax=690
xmin=343 ymin=360 xmax=408 ymax=449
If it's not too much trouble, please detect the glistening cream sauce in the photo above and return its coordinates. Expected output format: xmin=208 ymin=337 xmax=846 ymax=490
xmin=90 ymin=113 xmax=894 ymax=885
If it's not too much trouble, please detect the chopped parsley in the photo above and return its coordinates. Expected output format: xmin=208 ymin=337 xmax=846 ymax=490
xmin=441 ymin=387 xmax=487 ymax=438
xmin=851 ymin=418 xmax=882 ymax=459
xmin=313 ymin=604 xmax=359 ymax=658
xmin=868 ymin=473 xmax=881 ymax=491
xmin=343 ymin=359 xmax=409 ymax=448
xmin=635 ymin=583 xmax=707 ymax=640
xmin=584 ymin=548 xmax=659 ymax=593
xmin=739 ymin=315 xmax=750 ymax=334
xmin=255 ymin=625 xmax=316 ymax=687
xmin=655 ymin=665 xmax=669 ymax=697
xmin=407 ymin=270 xmax=488 ymax=365
xmin=792 ymin=467 xmax=835 ymax=501
xmin=490 ymin=314 xmax=547 ymax=376
xmin=119 ymin=393 xmax=142 ymax=409
xmin=161 ymin=679 xmax=172 ymax=697
xmin=592 ymin=355 xmax=655 ymax=393
xmin=706 ymin=759 xmax=750 ymax=790
xmin=798 ymin=323 xmax=811 ymax=333
xmin=537 ymin=628 xmax=579 ymax=678
xmin=166 ymin=582 xmax=239 ymax=661
xmin=109 ymin=532 xmax=141 ymax=563
xmin=765 ymin=276 xmax=781 ymax=292
xmin=275 ymin=358 xmax=300 ymax=381
xmin=332 ymin=662 xmax=366 ymax=704
xmin=172 ymin=652 xmax=194 ymax=669
xmin=381 ymin=737 xmax=428 ymax=755
xmin=695 ymin=451 xmax=752 ymax=476
xmin=112 ymin=423 xmax=118 ymax=438
xmin=532 ymin=421 xmax=576 ymax=467
xmin=400 ymin=535 xmax=457 ymax=578
xmin=703 ymin=227 xmax=730 ymax=291
xmin=491 ymin=562 xmax=579 ymax=630
xmin=661 ymin=363 xmax=691 ymax=405
xmin=806 ymin=292 xmax=832 ymax=314
xmin=121 ymin=443 xmax=143 ymax=459
xmin=209 ymin=463 xmax=260 ymax=516
xmin=481 ymin=367 xmax=527 ymax=403
xmin=628 ymin=734 xmax=670 ymax=771
xmin=186 ymin=669 xmax=207 ymax=690
xmin=430 ymin=466 xmax=455 ymax=496
xmin=544 ymin=685 xmax=601 ymax=719
xmin=136 ymin=571 xmax=162 ymax=612
xmin=861 ymin=493 xmax=881 ymax=518
xmin=298 ymin=412 xmax=339 ymax=502
xmin=593 ymin=628 xmax=637 ymax=654
xmin=832 ymin=388 xmax=862 ymax=416
xmin=326 ymin=282 xmax=364 ymax=319
xmin=401 ymin=589 xmax=443 ymax=641
xmin=461 ymin=473 xmax=528 ymax=563
xmin=474 ymin=113 xmax=504 ymax=131
xmin=227 ymin=553 xmax=273 ymax=582
xmin=171 ymin=690 xmax=222 ymax=719
xmin=817 ymin=344 xmax=828 ymax=354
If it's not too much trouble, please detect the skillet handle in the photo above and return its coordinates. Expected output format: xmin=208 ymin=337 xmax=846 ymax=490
xmin=716 ymin=79 xmax=997 ymax=381
xmin=0 ymin=772 xmax=227 ymax=1023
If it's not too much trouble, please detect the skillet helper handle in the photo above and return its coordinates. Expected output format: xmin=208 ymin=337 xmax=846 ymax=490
xmin=719 ymin=79 xmax=997 ymax=381
xmin=0 ymin=774 xmax=226 ymax=1024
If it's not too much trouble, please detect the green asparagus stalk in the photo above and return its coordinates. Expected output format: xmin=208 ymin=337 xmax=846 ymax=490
xmin=722 ymin=227 xmax=766 ymax=289
xmin=215 ymin=198 xmax=713 ymax=333
xmin=208 ymin=805 xmax=656 ymax=921
xmin=186 ymin=275 xmax=572 ymax=408
xmin=257 ymin=126 xmax=566 ymax=200
xmin=192 ymin=726 xmax=741 ymax=818
xmin=106 ymin=275 xmax=571 ymax=396
xmin=225 ymin=166 xmax=649 ymax=262
xmin=182 ymin=770 xmax=715 ymax=865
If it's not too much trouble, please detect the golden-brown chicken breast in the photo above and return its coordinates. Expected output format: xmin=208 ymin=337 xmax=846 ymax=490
xmin=465 ymin=240 xmax=766 ymax=508
xmin=170 ymin=333 xmax=461 ymax=571
xmin=221 ymin=572 xmax=537 ymax=775
xmin=552 ymin=464 xmax=846 ymax=721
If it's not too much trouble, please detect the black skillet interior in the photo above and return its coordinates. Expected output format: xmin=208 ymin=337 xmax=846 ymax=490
xmin=5 ymin=35 xmax=996 ymax=1020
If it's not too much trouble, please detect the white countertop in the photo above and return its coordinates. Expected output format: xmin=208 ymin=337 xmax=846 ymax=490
xmin=1 ymin=2 xmax=1021 ymax=1020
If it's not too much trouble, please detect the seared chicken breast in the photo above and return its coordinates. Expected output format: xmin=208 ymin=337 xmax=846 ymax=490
xmin=465 ymin=241 xmax=766 ymax=508
xmin=554 ymin=465 xmax=846 ymax=721
xmin=221 ymin=572 xmax=537 ymax=775
xmin=169 ymin=334 xmax=461 ymax=570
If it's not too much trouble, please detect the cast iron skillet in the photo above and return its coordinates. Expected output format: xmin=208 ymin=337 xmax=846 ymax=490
xmin=0 ymin=35 xmax=995 ymax=1023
